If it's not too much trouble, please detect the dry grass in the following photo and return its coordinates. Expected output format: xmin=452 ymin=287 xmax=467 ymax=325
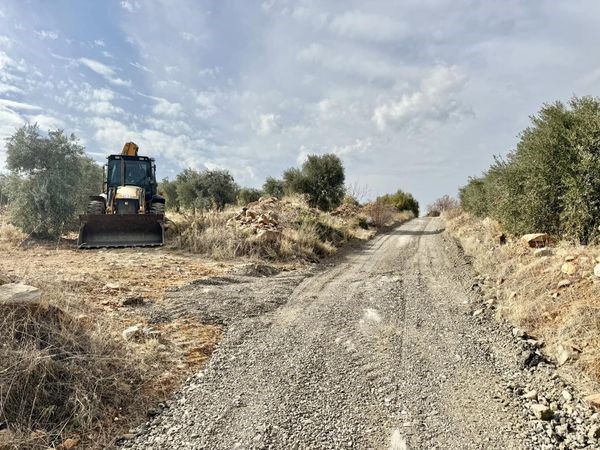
xmin=0 ymin=298 xmax=162 ymax=449
xmin=168 ymin=195 xmax=388 ymax=262
xmin=445 ymin=210 xmax=600 ymax=383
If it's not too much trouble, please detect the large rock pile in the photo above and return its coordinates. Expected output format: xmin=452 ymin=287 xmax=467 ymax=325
xmin=228 ymin=197 xmax=281 ymax=241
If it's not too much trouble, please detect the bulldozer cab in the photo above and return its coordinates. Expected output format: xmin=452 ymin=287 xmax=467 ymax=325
xmin=106 ymin=155 xmax=156 ymax=198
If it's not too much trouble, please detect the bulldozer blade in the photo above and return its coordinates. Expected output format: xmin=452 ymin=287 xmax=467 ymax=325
xmin=78 ymin=214 xmax=165 ymax=249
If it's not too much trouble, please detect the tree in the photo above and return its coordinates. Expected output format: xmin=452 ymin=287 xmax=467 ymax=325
xmin=5 ymin=124 xmax=102 ymax=238
xmin=174 ymin=168 xmax=238 ymax=210
xmin=459 ymin=96 xmax=600 ymax=244
xmin=262 ymin=177 xmax=285 ymax=199
xmin=282 ymin=154 xmax=346 ymax=211
xmin=237 ymin=187 xmax=262 ymax=205
xmin=159 ymin=178 xmax=180 ymax=211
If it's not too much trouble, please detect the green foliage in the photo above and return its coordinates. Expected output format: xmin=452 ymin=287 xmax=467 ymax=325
xmin=262 ymin=176 xmax=285 ymax=199
xmin=282 ymin=154 xmax=346 ymax=211
xmin=4 ymin=125 xmax=102 ymax=238
xmin=237 ymin=187 xmax=262 ymax=206
xmin=376 ymin=190 xmax=420 ymax=216
xmin=460 ymin=96 xmax=600 ymax=244
xmin=159 ymin=178 xmax=180 ymax=211
xmin=174 ymin=168 xmax=238 ymax=210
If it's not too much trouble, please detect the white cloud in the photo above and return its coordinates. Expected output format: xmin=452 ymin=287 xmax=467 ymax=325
xmin=27 ymin=114 xmax=65 ymax=130
xmin=0 ymin=36 xmax=14 ymax=48
xmin=94 ymin=39 xmax=105 ymax=47
xmin=180 ymin=32 xmax=204 ymax=44
xmin=0 ymin=82 xmax=24 ymax=95
xmin=35 ymin=30 xmax=59 ymax=40
xmin=130 ymin=61 xmax=151 ymax=73
xmin=255 ymin=113 xmax=282 ymax=136
xmin=152 ymin=97 xmax=183 ymax=117
xmin=78 ymin=57 xmax=131 ymax=87
xmin=120 ymin=1 xmax=141 ymax=12
xmin=330 ymin=10 xmax=407 ymax=42
xmin=63 ymin=84 xmax=124 ymax=116
xmin=0 ymin=99 xmax=41 ymax=111
xmin=372 ymin=65 xmax=469 ymax=130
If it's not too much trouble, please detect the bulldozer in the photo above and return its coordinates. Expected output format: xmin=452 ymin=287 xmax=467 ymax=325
xmin=77 ymin=142 xmax=166 ymax=248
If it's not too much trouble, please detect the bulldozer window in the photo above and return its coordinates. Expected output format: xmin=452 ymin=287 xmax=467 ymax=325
xmin=107 ymin=159 xmax=151 ymax=188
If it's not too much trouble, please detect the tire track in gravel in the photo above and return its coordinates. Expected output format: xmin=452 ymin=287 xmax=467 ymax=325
xmin=124 ymin=217 xmax=543 ymax=450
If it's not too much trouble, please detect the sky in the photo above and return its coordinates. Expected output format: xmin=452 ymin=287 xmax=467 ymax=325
xmin=0 ymin=0 xmax=599 ymax=208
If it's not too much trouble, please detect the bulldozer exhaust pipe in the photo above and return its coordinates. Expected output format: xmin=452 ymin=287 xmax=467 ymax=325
xmin=78 ymin=214 xmax=165 ymax=249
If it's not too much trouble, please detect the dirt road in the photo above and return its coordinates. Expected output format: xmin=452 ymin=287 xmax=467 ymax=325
xmin=125 ymin=218 xmax=566 ymax=449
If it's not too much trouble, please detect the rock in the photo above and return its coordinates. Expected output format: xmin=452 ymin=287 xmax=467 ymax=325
xmin=556 ymin=343 xmax=579 ymax=366
xmin=254 ymin=229 xmax=281 ymax=242
xmin=565 ymin=255 xmax=576 ymax=262
xmin=57 ymin=438 xmax=80 ymax=449
xmin=522 ymin=390 xmax=538 ymax=400
xmin=585 ymin=394 xmax=600 ymax=409
xmin=472 ymin=308 xmax=484 ymax=317
xmin=123 ymin=323 xmax=144 ymax=341
xmin=561 ymin=262 xmax=577 ymax=275
xmin=594 ymin=263 xmax=600 ymax=278
xmin=557 ymin=279 xmax=572 ymax=289
xmin=534 ymin=248 xmax=553 ymax=257
xmin=531 ymin=404 xmax=553 ymax=420
xmin=522 ymin=233 xmax=550 ymax=248
xmin=512 ymin=327 xmax=526 ymax=338
xmin=121 ymin=296 xmax=145 ymax=307
xmin=589 ymin=424 xmax=600 ymax=439
xmin=0 ymin=283 xmax=42 ymax=305
xmin=562 ymin=390 xmax=573 ymax=402
xmin=104 ymin=282 xmax=120 ymax=290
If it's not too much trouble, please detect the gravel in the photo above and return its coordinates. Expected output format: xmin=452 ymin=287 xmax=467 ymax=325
xmin=123 ymin=217 xmax=599 ymax=449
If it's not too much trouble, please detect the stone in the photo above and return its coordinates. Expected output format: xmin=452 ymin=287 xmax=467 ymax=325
xmin=0 ymin=283 xmax=42 ymax=305
xmin=561 ymin=262 xmax=577 ymax=275
xmin=512 ymin=327 xmax=526 ymax=338
xmin=522 ymin=390 xmax=538 ymax=400
xmin=556 ymin=343 xmax=579 ymax=366
xmin=531 ymin=404 xmax=553 ymax=420
xmin=534 ymin=248 xmax=553 ymax=257
xmin=472 ymin=308 xmax=484 ymax=317
xmin=565 ymin=255 xmax=577 ymax=262
xmin=254 ymin=229 xmax=281 ymax=242
xmin=57 ymin=438 xmax=80 ymax=450
xmin=562 ymin=390 xmax=573 ymax=402
xmin=122 ymin=323 xmax=144 ymax=341
xmin=585 ymin=394 xmax=600 ymax=409
xmin=104 ymin=282 xmax=120 ymax=290
xmin=522 ymin=233 xmax=550 ymax=248
xmin=557 ymin=280 xmax=572 ymax=289
xmin=594 ymin=263 xmax=600 ymax=278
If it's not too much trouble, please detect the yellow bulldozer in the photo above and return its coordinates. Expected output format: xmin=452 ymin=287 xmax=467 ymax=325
xmin=77 ymin=142 xmax=166 ymax=248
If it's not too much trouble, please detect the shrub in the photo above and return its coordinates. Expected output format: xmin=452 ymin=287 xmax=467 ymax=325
xmin=426 ymin=195 xmax=459 ymax=216
xmin=4 ymin=125 xmax=102 ymax=238
xmin=376 ymin=190 xmax=419 ymax=216
xmin=159 ymin=178 xmax=180 ymax=211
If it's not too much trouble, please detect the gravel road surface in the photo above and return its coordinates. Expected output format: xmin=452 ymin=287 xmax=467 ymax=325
xmin=125 ymin=217 xmax=598 ymax=449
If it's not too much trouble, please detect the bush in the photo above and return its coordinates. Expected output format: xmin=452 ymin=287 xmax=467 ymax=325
xmin=159 ymin=178 xmax=180 ymax=211
xmin=426 ymin=195 xmax=459 ymax=216
xmin=237 ymin=188 xmax=262 ymax=206
xmin=460 ymin=96 xmax=600 ymax=244
xmin=376 ymin=190 xmax=419 ymax=216
xmin=282 ymin=154 xmax=345 ymax=211
xmin=4 ymin=125 xmax=102 ymax=238
xmin=262 ymin=177 xmax=285 ymax=199
xmin=174 ymin=168 xmax=238 ymax=211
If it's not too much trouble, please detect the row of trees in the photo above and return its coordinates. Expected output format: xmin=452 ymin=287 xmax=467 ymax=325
xmin=460 ymin=96 xmax=600 ymax=244
xmin=0 ymin=125 xmax=420 ymax=238
xmin=160 ymin=154 xmax=347 ymax=212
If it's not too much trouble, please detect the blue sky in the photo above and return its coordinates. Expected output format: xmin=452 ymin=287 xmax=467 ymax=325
xmin=1 ymin=0 xmax=599 ymax=208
